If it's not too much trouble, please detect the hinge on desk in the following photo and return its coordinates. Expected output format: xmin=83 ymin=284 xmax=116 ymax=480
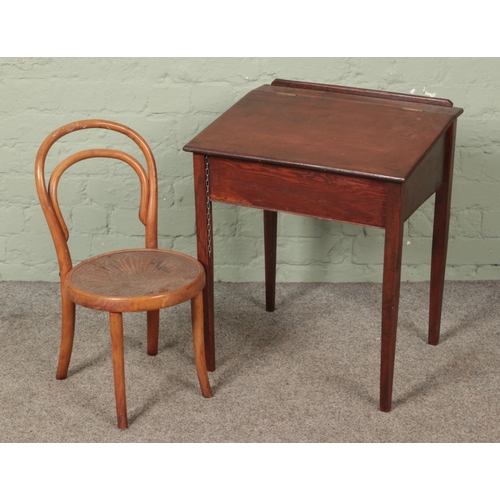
xmin=204 ymin=155 xmax=212 ymax=258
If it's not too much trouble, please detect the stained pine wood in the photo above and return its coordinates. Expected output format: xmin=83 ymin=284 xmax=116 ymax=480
xmin=35 ymin=120 xmax=212 ymax=429
xmin=402 ymin=133 xmax=446 ymax=221
xmin=429 ymin=122 xmax=457 ymax=345
xmin=184 ymin=83 xmax=461 ymax=182
xmin=184 ymin=79 xmax=463 ymax=412
xmin=193 ymin=153 xmax=216 ymax=371
xmin=380 ymin=183 xmax=405 ymax=412
xmin=209 ymin=156 xmax=388 ymax=227
xmin=271 ymin=78 xmax=454 ymax=108
xmin=264 ymin=210 xmax=278 ymax=312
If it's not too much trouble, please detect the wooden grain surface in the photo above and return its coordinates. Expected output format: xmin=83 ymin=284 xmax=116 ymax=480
xmin=66 ymin=249 xmax=205 ymax=312
xmin=271 ymin=78 xmax=455 ymax=107
xmin=209 ymin=156 xmax=388 ymax=227
xmin=36 ymin=120 xmax=213 ymax=429
xmin=184 ymin=84 xmax=463 ymax=182
xmin=185 ymin=80 xmax=462 ymax=413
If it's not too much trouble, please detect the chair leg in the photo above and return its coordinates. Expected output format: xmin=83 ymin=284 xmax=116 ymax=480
xmin=147 ymin=310 xmax=160 ymax=356
xmin=109 ymin=312 xmax=128 ymax=430
xmin=56 ymin=288 xmax=76 ymax=380
xmin=191 ymin=292 xmax=213 ymax=398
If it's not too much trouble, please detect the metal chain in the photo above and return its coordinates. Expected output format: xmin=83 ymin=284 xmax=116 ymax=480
xmin=204 ymin=156 xmax=212 ymax=257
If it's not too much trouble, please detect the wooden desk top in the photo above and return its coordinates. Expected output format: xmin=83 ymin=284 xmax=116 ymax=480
xmin=184 ymin=79 xmax=463 ymax=183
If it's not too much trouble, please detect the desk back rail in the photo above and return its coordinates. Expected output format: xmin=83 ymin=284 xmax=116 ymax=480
xmin=271 ymin=78 xmax=454 ymax=108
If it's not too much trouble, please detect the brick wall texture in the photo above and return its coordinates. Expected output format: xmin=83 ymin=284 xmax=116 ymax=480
xmin=1 ymin=57 xmax=499 ymax=283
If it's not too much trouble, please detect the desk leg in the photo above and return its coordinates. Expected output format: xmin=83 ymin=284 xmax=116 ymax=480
xmin=429 ymin=122 xmax=456 ymax=346
xmin=380 ymin=184 xmax=404 ymax=412
xmin=264 ymin=210 xmax=278 ymax=312
xmin=193 ymin=154 xmax=216 ymax=371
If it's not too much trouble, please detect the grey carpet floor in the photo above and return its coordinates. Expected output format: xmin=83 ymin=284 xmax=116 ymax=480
xmin=1 ymin=280 xmax=499 ymax=443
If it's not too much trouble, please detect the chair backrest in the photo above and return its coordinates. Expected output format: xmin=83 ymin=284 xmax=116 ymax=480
xmin=35 ymin=119 xmax=158 ymax=281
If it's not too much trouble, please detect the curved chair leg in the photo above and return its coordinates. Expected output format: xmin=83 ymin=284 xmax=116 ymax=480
xmin=147 ymin=310 xmax=159 ymax=356
xmin=109 ymin=312 xmax=128 ymax=430
xmin=56 ymin=288 xmax=76 ymax=380
xmin=191 ymin=292 xmax=213 ymax=398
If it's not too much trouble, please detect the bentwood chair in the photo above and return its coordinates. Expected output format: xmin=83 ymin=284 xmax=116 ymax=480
xmin=35 ymin=119 xmax=213 ymax=429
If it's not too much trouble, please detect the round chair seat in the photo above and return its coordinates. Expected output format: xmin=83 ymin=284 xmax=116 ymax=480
xmin=66 ymin=249 xmax=205 ymax=313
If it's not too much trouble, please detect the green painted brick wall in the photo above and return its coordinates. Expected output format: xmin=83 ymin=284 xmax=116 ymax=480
xmin=1 ymin=57 xmax=499 ymax=283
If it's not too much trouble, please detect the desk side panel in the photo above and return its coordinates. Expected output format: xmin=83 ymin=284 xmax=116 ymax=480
xmin=402 ymin=133 xmax=446 ymax=221
xmin=209 ymin=157 xmax=388 ymax=228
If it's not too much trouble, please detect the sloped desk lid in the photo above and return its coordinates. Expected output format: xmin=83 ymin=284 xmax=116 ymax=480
xmin=184 ymin=79 xmax=463 ymax=183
